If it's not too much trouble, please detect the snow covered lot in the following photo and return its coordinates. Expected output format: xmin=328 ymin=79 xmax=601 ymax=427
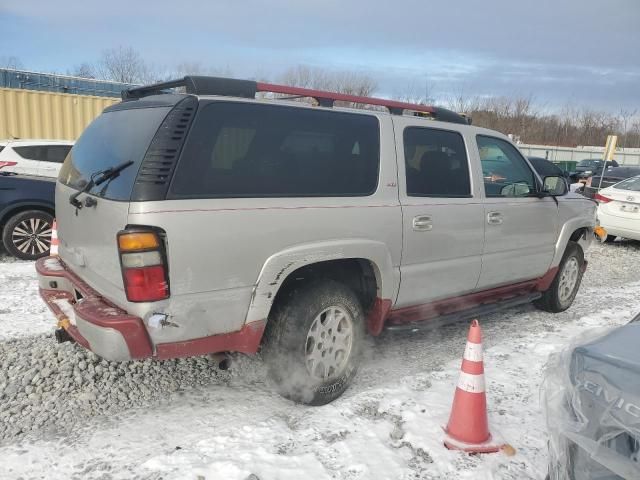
xmin=1 ymin=242 xmax=639 ymax=480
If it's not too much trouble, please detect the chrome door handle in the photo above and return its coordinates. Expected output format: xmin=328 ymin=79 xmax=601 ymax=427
xmin=487 ymin=211 xmax=503 ymax=225
xmin=413 ymin=215 xmax=433 ymax=231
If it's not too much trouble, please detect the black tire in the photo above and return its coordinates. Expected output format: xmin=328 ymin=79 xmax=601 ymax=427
xmin=534 ymin=241 xmax=584 ymax=313
xmin=262 ymin=279 xmax=365 ymax=406
xmin=2 ymin=210 xmax=54 ymax=260
xmin=604 ymin=234 xmax=617 ymax=243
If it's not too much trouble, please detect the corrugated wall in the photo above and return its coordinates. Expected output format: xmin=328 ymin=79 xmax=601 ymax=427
xmin=0 ymin=88 xmax=120 ymax=140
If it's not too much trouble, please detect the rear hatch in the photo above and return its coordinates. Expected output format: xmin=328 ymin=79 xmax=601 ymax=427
xmin=56 ymin=96 xmax=188 ymax=306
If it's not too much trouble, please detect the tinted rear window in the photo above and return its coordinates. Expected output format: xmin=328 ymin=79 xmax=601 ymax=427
xmin=169 ymin=102 xmax=380 ymax=198
xmin=58 ymin=107 xmax=170 ymax=200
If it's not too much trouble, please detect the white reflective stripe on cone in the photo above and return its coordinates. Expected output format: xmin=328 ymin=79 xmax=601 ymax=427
xmin=463 ymin=341 xmax=483 ymax=362
xmin=457 ymin=371 xmax=485 ymax=393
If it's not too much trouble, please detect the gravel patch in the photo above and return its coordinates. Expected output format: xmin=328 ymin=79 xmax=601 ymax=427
xmin=0 ymin=335 xmax=244 ymax=445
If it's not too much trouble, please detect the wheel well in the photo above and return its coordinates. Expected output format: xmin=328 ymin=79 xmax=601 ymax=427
xmin=270 ymin=258 xmax=379 ymax=318
xmin=0 ymin=205 xmax=55 ymax=229
xmin=569 ymin=228 xmax=587 ymax=243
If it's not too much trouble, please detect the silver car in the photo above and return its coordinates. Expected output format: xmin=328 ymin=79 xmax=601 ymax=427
xmin=37 ymin=76 xmax=596 ymax=405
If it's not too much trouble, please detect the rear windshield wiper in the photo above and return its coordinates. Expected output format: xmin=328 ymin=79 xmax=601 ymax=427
xmin=69 ymin=160 xmax=134 ymax=209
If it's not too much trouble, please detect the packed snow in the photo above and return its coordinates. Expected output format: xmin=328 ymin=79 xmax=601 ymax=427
xmin=0 ymin=241 xmax=639 ymax=480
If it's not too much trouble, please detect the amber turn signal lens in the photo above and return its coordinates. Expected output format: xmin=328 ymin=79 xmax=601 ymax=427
xmin=118 ymin=232 xmax=160 ymax=251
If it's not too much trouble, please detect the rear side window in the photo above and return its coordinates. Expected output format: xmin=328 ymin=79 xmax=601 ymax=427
xmin=44 ymin=145 xmax=72 ymax=163
xmin=403 ymin=127 xmax=471 ymax=197
xmin=477 ymin=135 xmax=536 ymax=197
xmin=15 ymin=145 xmax=72 ymax=163
xmin=13 ymin=146 xmax=44 ymax=161
xmin=169 ymin=102 xmax=380 ymax=198
xmin=58 ymin=107 xmax=171 ymax=200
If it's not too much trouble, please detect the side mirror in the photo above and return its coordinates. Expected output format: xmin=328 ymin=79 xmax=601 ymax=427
xmin=543 ymin=175 xmax=568 ymax=196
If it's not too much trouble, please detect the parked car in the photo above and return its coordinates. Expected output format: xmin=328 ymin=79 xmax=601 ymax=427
xmin=36 ymin=76 xmax=596 ymax=405
xmin=595 ymin=175 xmax=640 ymax=243
xmin=0 ymin=172 xmax=55 ymax=259
xmin=0 ymin=139 xmax=74 ymax=177
xmin=583 ymin=166 xmax=640 ymax=199
xmin=545 ymin=313 xmax=640 ymax=479
xmin=574 ymin=158 xmax=619 ymax=179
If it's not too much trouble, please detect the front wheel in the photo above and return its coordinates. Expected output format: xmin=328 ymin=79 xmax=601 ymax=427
xmin=2 ymin=210 xmax=53 ymax=260
xmin=535 ymin=241 xmax=584 ymax=313
xmin=262 ymin=279 xmax=365 ymax=405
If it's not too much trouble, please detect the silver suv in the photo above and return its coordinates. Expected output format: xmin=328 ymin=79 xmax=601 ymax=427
xmin=37 ymin=76 xmax=596 ymax=405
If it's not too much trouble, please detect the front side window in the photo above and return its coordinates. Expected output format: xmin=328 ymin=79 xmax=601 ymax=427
xmin=169 ymin=102 xmax=380 ymax=198
xmin=477 ymin=135 xmax=536 ymax=197
xmin=403 ymin=127 xmax=471 ymax=197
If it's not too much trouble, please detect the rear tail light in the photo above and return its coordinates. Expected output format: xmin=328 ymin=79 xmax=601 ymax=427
xmin=117 ymin=229 xmax=169 ymax=302
xmin=0 ymin=161 xmax=17 ymax=170
xmin=594 ymin=193 xmax=613 ymax=203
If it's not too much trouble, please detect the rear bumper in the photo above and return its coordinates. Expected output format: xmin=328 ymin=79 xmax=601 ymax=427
xmin=598 ymin=210 xmax=640 ymax=241
xmin=37 ymin=257 xmax=153 ymax=361
xmin=36 ymin=257 xmax=265 ymax=361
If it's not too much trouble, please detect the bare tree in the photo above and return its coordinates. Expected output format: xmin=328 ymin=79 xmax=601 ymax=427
xmin=70 ymin=62 xmax=97 ymax=79
xmin=1 ymin=56 xmax=23 ymax=69
xmin=279 ymin=65 xmax=377 ymax=108
xmin=618 ymin=109 xmax=638 ymax=149
xmin=96 ymin=46 xmax=151 ymax=84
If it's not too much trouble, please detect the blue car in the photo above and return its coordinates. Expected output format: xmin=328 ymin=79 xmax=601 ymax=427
xmin=0 ymin=172 xmax=55 ymax=260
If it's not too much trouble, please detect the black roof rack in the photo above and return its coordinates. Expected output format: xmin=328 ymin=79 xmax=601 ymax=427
xmin=122 ymin=76 xmax=471 ymax=125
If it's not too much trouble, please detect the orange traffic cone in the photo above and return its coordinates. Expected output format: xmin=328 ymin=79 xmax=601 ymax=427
xmin=50 ymin=220 xmax=59 ymax=256
xmin=444 ymin=319 xmax=500 ymax=453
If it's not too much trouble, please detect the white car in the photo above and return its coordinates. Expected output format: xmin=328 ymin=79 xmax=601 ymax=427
xmin=0 ymin=139 xmax=74 ymax=178
xmin=596 ymin=175 xmax=640 ymax=242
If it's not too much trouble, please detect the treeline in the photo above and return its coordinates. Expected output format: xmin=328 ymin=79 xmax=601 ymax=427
xmin=448 ymin=96 xmax=640 ymax=148
xmin=5 ymin=47 xmax=639 ymax=148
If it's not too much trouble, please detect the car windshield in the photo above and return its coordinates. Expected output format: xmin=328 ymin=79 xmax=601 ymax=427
xmin=613 ymin=176 xmax=640 ymax=191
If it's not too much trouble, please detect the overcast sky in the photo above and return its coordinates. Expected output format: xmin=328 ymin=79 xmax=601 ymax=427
xmin=2 ymin=0 xmax=639 ymax=112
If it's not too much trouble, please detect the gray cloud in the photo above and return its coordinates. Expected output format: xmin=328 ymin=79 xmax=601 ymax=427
xmin=3 ymin=0 xmax=639 ymax=111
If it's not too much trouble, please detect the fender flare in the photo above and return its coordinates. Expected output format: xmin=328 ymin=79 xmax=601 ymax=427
xmin=551 ymin=216 xmax=595 ymax=268
xmin=244 ymin=239 xmax=398 ymax=326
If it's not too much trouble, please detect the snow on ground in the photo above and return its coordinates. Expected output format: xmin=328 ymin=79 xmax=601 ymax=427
xmin=0 ymin=254 xmax=51 ymax=341
xmin=0 ymin=241 xmax=639 ymax=479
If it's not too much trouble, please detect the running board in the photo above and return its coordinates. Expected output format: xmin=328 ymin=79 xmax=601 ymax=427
xmin=384 ymin=293 xmax=542 ymax=333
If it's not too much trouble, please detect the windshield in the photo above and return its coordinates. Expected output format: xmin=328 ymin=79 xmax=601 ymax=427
xmin=58 ymin=106 xmax=170 ymax=200
xmin=577 ymin=159 xmax=599 ymax=167
xmin=613 ymin=176 xmax=640 ymax=191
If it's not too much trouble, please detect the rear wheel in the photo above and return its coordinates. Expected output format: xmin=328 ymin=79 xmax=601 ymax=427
xmin=262 ymin=279 xmax=365 ymax=405
xmin=535 ymin=241 xmax=584 ymax=313
xmin=2 ymin=210 xmax=53 ymax=260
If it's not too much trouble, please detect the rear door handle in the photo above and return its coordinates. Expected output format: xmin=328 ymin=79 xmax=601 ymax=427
xmin=413 ymin=215 xmax=433 ymax=231
xmin=487 ymin=211 xmax=503 ymax=225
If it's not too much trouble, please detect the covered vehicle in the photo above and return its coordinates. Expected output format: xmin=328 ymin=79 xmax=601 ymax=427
xmin=544 ymin=314 xmax=640 ymax=479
